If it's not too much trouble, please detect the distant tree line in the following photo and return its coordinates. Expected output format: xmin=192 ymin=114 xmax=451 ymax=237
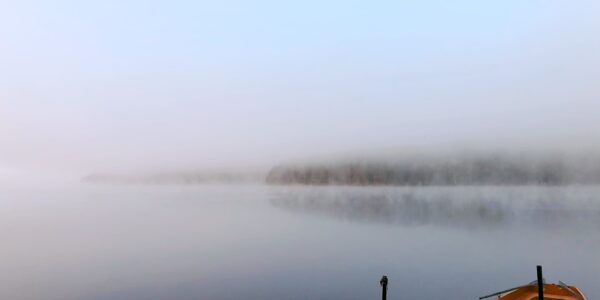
xmin=83 ymin=171 xmax=264 ymax=184
xmin=266 ymin=154 xmax=600 ymax=185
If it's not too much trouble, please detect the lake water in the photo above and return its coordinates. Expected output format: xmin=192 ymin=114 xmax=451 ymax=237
xmin=2 ymin=185 xmax=600 ymax=300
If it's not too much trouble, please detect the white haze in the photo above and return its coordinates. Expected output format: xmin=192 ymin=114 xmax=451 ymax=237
xmin=2 ymin=1 xmax=600 ymax=182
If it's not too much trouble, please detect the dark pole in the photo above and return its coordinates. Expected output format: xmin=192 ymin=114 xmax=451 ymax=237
xmin=537 ymin=265 xmax=544 ymax=300
xmin=380 ymin=276 xmax=388 ymax=300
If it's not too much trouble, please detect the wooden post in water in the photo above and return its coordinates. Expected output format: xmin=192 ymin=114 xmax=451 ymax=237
xmin=380 ymin=276 xmax=388 ymax=300
xmin=537 ymin=265 xmax=544 ymax=300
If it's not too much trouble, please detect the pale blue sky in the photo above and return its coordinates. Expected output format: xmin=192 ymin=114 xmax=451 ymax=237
xmin=1 ymin=1 xmax=600 ymax=172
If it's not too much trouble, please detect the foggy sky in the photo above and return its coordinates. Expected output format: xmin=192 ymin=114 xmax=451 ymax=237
xmin=2 ymin=0 xmax=600 ymax=175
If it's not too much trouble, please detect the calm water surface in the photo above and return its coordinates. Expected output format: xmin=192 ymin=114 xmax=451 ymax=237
xmin=2 ymin=185 xmax=600 ymax=300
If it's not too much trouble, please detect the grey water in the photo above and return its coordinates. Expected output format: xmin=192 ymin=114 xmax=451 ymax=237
xmin=2 ymin=185 xmax=600 ymax=300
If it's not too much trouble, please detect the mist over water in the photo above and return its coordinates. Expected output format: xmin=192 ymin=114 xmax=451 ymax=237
xmin=2 ymin=184 xmax=600 ymax=300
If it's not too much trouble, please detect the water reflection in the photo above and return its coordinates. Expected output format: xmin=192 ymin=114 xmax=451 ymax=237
xmin=269 ymin=186 xmax=600 ymax=228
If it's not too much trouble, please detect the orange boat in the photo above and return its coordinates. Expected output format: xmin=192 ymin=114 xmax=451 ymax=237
xmin=379 ymin=266 xmax=586 ymax=300
xmin=479 ymin=266 xmax=587 ymax=300
xmin=484 ymin=282 xmax=587 ymax=300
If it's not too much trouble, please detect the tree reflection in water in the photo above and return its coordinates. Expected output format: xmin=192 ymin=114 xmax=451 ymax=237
xmin=269 ymin=186 xmax=600 ymax=229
